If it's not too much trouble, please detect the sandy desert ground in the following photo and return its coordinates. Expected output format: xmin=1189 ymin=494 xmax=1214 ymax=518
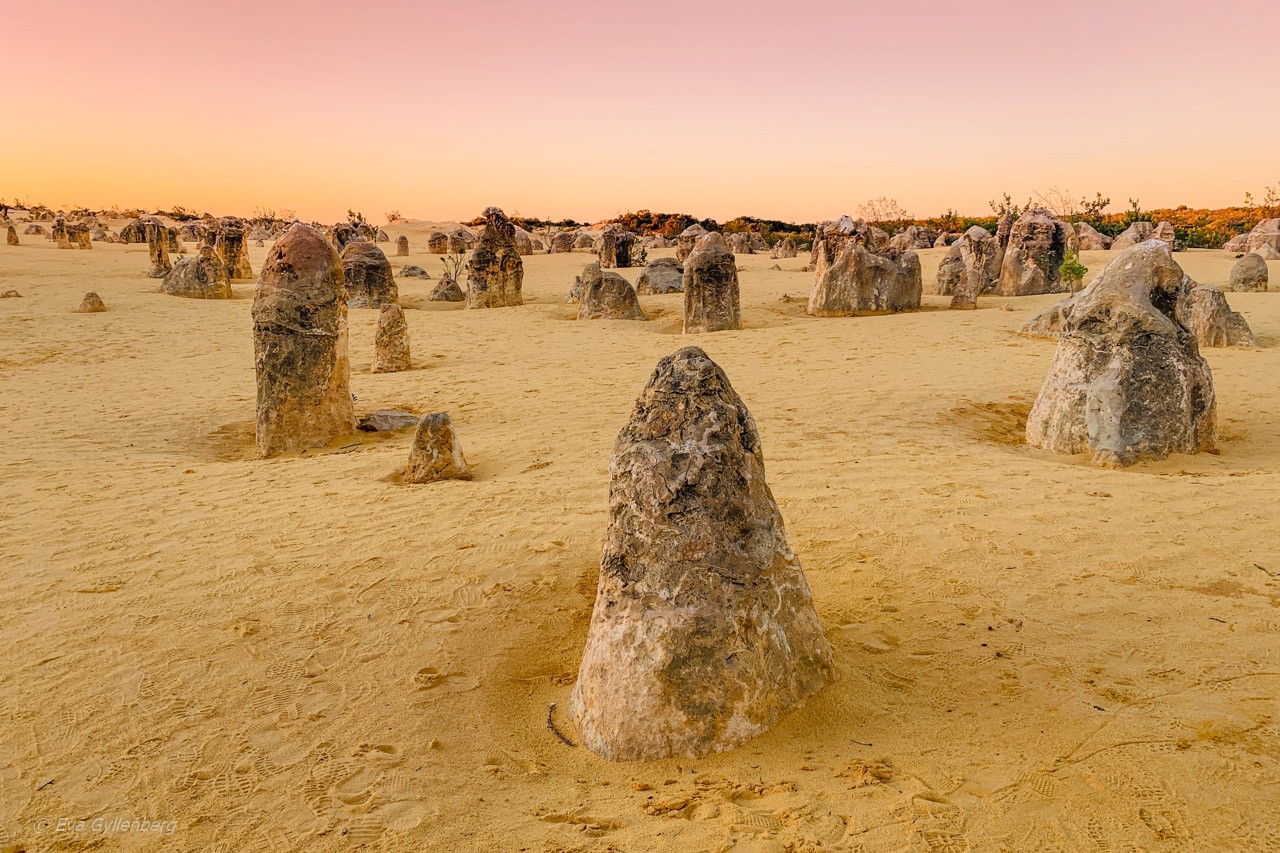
xmin=1 ymin=224 xmax=1278 ymax=852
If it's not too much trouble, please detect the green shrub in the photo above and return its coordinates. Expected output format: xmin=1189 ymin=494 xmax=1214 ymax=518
xmin=1059 ymin=252 xmax=1088 ymax=292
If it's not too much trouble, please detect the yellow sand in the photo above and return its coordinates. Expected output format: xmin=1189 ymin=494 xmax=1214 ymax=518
xmin=1 ymin=226 xmax=1278 ymax=852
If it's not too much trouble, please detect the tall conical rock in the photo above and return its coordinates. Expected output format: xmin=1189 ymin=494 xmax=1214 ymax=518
xmin=683 ymin=233 xmax=740 ymax=333
xmin=252 ymin=223 xmax=355 ymax=457
xmin=570 ymin=346 xmax=833 ymax=761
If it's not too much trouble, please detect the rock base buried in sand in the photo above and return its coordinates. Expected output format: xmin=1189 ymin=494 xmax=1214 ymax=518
xmin=74 ymin=292 xmax=107 ymax=313
xmin=341 ymin=241 xmax=398 ymax=308
xmin=403 ymin=413 xmax=473 ymax=483
xmin=466 ymin=207 xmax=523 ymax=309
xmin=371 ymin=303 xmax=412 ymax=373
xmin=145 ymin=218 xmax=171 ymax=278
xmin=6 ymin=225 xmax=18 ymax=246
xmin=636 ymin=258 xmax=683 ymax=294
xmin=252 ymin=223 xmax=355 ymax=458
xmin=953 ymin=226 xmax=997 ymax=310
xmin=1228 ymin=253 xmax=1268 ymax=292
xmin=807 ymin=240 xmax=921 ymax=316
xmin=682 ymin=233 xmax=741 ymax=333
xmin=935 ymin=244 xmax=963 ymax=296
xmin=578 ymin=268 xmax=645 ymax=320
xmin=1187 ymin=286 xmax=1258 ymax=348
xmin=161 ymin=245 xmax=232 ymax=299
xmin=1025 ymin=241 xmax=1216 ymax=467
xmin=357 ymin=409 xmax=421 ymax=432
xmin=570 ymin=346 xmax=833 ymax=761
xmin=995 ymin=208 xmax=1071 ymax=296
xmin=429 ymin=278 xmax=465 ymax=302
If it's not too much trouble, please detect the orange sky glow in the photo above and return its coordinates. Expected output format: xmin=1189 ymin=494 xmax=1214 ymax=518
xmin=4 ymin=0 xmax=1279 ymax=224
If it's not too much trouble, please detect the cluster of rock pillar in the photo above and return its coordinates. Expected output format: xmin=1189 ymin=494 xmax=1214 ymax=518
xmin=807 ymin=221 xmax=922 ymax=316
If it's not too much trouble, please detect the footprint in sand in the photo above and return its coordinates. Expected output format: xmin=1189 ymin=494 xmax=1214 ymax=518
xmin=413 ymin=667 xmax=480 ymax=693
xmin=539 ymin=812 xmax=623 ymax=838
xmin=243 ymin=719 xmax=310 ymax=768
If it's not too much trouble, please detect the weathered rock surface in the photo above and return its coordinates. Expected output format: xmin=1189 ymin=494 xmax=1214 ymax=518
xmin=371 ymin=303 xmax=412 ymax=372
xmin=1222 ymin=233 xmax=1249 ymax=252
xmin=953 ymin=226 xmax=997 ymax=310
xmin=726 ymin=232 xmax=753 ymax=254
xmin=597 ymin=227 xmax=620 ymax=269
xmin=995 ymin=208 xmax=1070 ymax=296
xmin=808 ymin=232 xmax=922 ymax=316
xmin=1245 ymin=218 xmax=1280 ymax=253
xmin=430 ymin=278 xmax=465 ymax=302
xmin=75 ymin=292 xmax=107 ymax=313
xmin=1253 ymin=244 xmax=1280 ymax=261
xmin=1110 ymin=221 xmax=1155 ymax=252
xmin=161 ymin=245 xmax=232 ymax=299
xmin=214 ymin=218 xmax=253 ymax=280
xmin=683 ymin=233 xmax=740 ymax=333
xmin=466 ymin=207 xmax=523 ymax=309
xmin=400 ymin=265 xmax=430 ymax=278
xmin=1017 ymin=293 xmax=1079 ymax=339
xmin=1187 ymin=286 xmax=1258 ymax=348
xmin=341 ymin=241 xmax=398 ymax=308
xmin=70 ymin=224 xmax=92 ymax=249
xmin=637 ymin=257 xmax=684 ymax=294
xmin=888 ymin=225 xmax=937 ymax=251
xmin=427 ymin=232 xmax=448 ymax=253
xmin=447 ymin=231 xmax=471 ymax=254
xmin=1228 ymin=252 xmax=1268 ymax=292
xmin=995 ymin=213 xmax=1013 ymax=250
xmin=6 ymin=225 xmax=17 ymax=246
xmin=550 ymin=231 xmax=575 ymax=253
xmin=403 ymin=413 xmax=473 ymax=483
xmin=565 ymin=264 xmax=595 ymax=303
xmin=676 ymin=224 xmax=708 ymax=263
xmin=569 ymin=346 xmax=833 ymax=761
xmin=1025 ymin=241 xmax=1216 ymax=467
xmin=1074 ymin=222 xmax=1111 ymax=250
xmin=395 ymin=235 xmax=409 ymax=256
xmin=579 ymin=269 xmax=645 ymax=320
xmin=252 ymin=223 xmax=355 ymax=458
xmin=935 ymin=244 xmax=964 ymax=296
xmin=771 ymin=237 xmax=797 ymax=259
xmin=1152 ymin=221 xmax=1177 ymax=250
xmin=146 ymin=218 xmax=171 ymax=278
xmin=357 ymin=409 xmax=421 ymax=432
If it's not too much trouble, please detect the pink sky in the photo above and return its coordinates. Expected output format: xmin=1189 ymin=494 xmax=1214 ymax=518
xmin=4 ymin=0 xmax=1279 ymax=223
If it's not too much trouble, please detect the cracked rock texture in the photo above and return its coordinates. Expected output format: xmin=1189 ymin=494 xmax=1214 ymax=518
xmin=1025 ymin=240 xmax=1216 ymax=467
xmin=252 ymin=223 xmax=355 ymax=458
xmin=570 ymin=346 xmax=833 ymax=761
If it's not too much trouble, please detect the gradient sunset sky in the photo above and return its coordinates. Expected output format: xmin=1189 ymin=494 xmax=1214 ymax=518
xmin=5 ymin=0 xmax=1279 ymax=223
